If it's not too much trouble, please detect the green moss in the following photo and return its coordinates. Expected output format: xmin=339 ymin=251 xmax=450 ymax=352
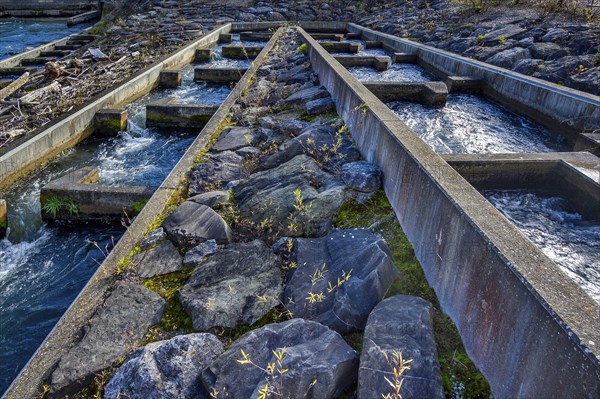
xmin=343 ymin=331 xmax=364 ymax=352
xmin=190 ymin=114 xmax=212 ymax=124
xmin=297 ymin=43 xmax=308 ymax=55
xmin=0 ymin=220 xmax=7 ymax=229
xmin=144 ymin=266 xmax=195 ymax=299
xmin=333 ymin=191 xmax=491 ymax=398
xmin=160 ymin=296 xmax=194 ymax=332
xmin=131 ymin=198 xmax=148 ymax=215
xmin=116 ymin=245 xmax=141 ymax=274
xmin=146 ymin=114 xmax=174 ymax=124
xmin=100 ymin=118 xmax=124 ymax=131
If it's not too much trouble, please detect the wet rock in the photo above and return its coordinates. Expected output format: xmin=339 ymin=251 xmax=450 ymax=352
xmin=51 ymin=283 xmax=166 ymax=394
xmin=105 ymin=333 xmax=224 ymax=399
xmin=188 ymin=190 xmax=231 ymax=208
xmin=485 ymin=47 xmax=531 ymax=69
xmin=284 ymin=229 xmax=399 ymax=334
xmin=200 ymin=319 xmax=358 ymax=398
xmin=341 ymin=161 xmax=382 ymax=193
xmin=163 ymin=201 xmax=232 ymax=248
xmin=306 ymin=96 xmax=335 ymax=115
xmin=178 ymin=240 xmax=282 ymax=331
xmin=357 ymin=296 xmax=444 ymax=399
xmin=132 ymin=240 xmax=183 ymax=278
xmin=533 ymin=55 xmax=594 ymax=82
xmin=512 ymin=58 xmax=544 ymax=75
xmin=283 ymin=86 xmax=330 ymax=108
xmin=529 ymin=42 xmax=569 ymax=60
xmin=140 ymin=227 xmax=167 ymax=249
xmin=183 ymin=240 xmax=218 ymax=267
xmin=188 ymin=151 xmax=246 ymax=195
xmin=211 ymin=127 xmax=254 ymax=152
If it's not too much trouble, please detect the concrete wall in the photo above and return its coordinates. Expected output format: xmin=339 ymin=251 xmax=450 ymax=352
xmin=299 ymin=28 xmax=600 ymax=399
xmin=0 ymin=0 xmax=97 ymax=16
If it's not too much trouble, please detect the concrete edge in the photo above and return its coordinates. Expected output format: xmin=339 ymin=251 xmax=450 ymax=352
xmin=231 ymin=20 xmax=348 ymax=32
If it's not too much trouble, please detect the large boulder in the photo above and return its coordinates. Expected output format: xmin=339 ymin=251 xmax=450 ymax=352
xmin=51 ymin=283 xmax=166 ymax=394
xmin=283 ymin=86 xmax=330 ymax=108
xmin=178 ymin=240 xmax=283 ymax=331
xmin=188 ymin=190 xmax=231 ymax=208
xmin=104 ymin=333 xmax=224 ymax=399
xmin=357 ymin=295 xmax=444 ymax=399
xmin=341 ymin=161 xmax=382 ymax=192
xmin=200 ymin=319 xmax=358 ymax=399
xmin=188 ymin=151 xmax=246 ymax=196
xmin=485 ymin=47 xmax=531 ymax=69
xmin=132 ymin=240 xmax=183 ymax=278
xmin=211 ymin=127 xmax=255 ymax=152
xmin=529 ymin=42 xmax=569 ymax=60
xmin=284 ymin=229 xmax=399 ymax=334
xmin=163 ymin=201 xmax=232 ymax=248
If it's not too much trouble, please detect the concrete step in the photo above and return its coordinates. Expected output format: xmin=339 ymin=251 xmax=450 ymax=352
xmin=362 ymin=81 xmax=448 ymax=106
xmin=221 ymin=45 xmax=264 ymax=59
xmin=39 ymin=50 xmax=71 ymax=58
xmin=310 ymin=33 xmax=344 ymax=41
xmin=146 ymin=101 xmax=220 ymax=128
xmin=334 ymin=55 xmax=391 ymax=71
xmin=21 ymin=57 xmax=56 ymax=66
xmin=239 ymin=32 xmax=272 ymax=41
xmin=54 ymin=44 xmax=81 ymax=51
xmin=0 ymin=67 xmax=37 ymax=77
xmin=194 ymin=67 xmax=247 ymax=83
xmin=321 ymin=42 xmax=360 ymax=54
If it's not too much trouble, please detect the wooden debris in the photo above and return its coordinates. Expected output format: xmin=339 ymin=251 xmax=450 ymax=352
xmin=20 ymin=81 xmax=61 ymax=104
xmin=0 ymin=129 xmax=26 ymax=139
xmin=44 ymin=62 xmax=63 ymax=81
xmin=0 ymin=72 xmax=29 ymax=101
xmin=87 ymin=48 xmax=109 ymax=60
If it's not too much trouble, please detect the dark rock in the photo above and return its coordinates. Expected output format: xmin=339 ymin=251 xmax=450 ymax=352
xmin=512 ymin=58 xmax=544 ymax=75
xmin=188 ymin=151 xmax=246 ymax=196
xmin=541 ymin=28 xmax=570 ymax=43
xmin=283 ymin=86 xmax=330 ymax=108
xmin=178 ymin=240 xmax=283 ymax=331
xmin=105 ymin=333 xmax=224 ymax=399
xmin=530 ymin=42 xmax=569 ymax=60
xmin=132 ymin=240 xmax=183 ymax=278
xmin=341 ymin=161 xmax=382 ymax=193
xmin=481 ymin=25 xmax=527 ymax=46
xmin=284 ymin=71 xmax=315 ymax=85
xmin=533 ymin=55 xmax=594 ymax=82
xmin=188 ymin=190 xmax=231 ymax=208
xmin=485 ymin=47 xmax=531 ymax=69
xmin=51 ymin=283 xmax=166 ymax=393
xmin=211 ymin=127 xmax=254 ymax=152
xmin=258 ymin=112 xmax=309 ymax=135
xmin=163 ymin=201 xmax=232 ymax=248
xmin=306 ymin=97 xmax=335 ymax=115
xmin=567 ymin=67 xmax=600 ymax=96
xmin=183 ymin=240 xmax=219 ymax=267
xmin=235 ymin=146 xmax=262 ymax=158
xmin=357 ymin=296 xmax=444 ymax=399
xmin=200 ymin=319 xmax=358 ymax=398
xmin=140 ymin=227 xmax=167 ymax=249
xmin=276 ymin=64 xmax=306 ymax=82
xmin=284 ymin=229 xmax=399 ymax=333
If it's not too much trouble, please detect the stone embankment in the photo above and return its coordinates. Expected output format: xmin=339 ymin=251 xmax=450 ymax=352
xmin=41 ymin=28 xmax=448 ymax=399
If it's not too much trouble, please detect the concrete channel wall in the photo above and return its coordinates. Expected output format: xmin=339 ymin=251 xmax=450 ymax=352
xmin=0 ymin=0 xmax=97 ymax=16
xmin=0 ymin=24 xmax=232 ymax=193
xmin=298 ymin=28 xmax=600 ymax=398
xmin=347 ymin=23 xmax=600 ymax=135
xmin=2 ymin=25 xmax=284 ymax=399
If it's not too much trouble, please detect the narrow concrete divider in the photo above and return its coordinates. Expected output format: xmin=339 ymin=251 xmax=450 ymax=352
xmin=146 ymin=101 xmax=220 ymax=128
xmin=444 ymin=76 xmax=482 ymax=93
xmin=392 ymin=52 xmax=417 ymax=63
xmin=575 ymin=133 xmax=600 ymax=156
xmin=159 ymin=70 xmax=183 ymax=88
xmin=362 ymin=81 xmax=448 ymax=106
xmin=93 ymin=109 xmax=127 ymax=135
xmin=299 ymin=27 xmax=600 ymax=399
xmin=2 ymin=26 xmax=286 ymax=399
xmin=67 ymin=10 xmax=101 ymax=26
xmin=321 ymin=42 xmax=360 ymax=53
xmin=240 ymin=32 xmax=272 ymax=41
xmin=194 ymin=67 xmax=247 ymax=82
xmin=310 ymin=33 xmax=344 ymax=41
xmin=334 ymin=55 xmax=390 ymax=71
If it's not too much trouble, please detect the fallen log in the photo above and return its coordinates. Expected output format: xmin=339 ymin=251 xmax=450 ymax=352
xmin=0 ymin=72 xmax=29 ymax=101
xmin=20 ymin=81 xmax=61 ymax=104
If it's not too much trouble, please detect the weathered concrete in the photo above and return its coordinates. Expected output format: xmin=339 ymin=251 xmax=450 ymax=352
xmin=365 ymin=40 xmax=383 ymax=48
xmin=300 ymin=27 xmax=600 ymax=399
xmin=321 ymin=41 xmax=360 ymax=54
xmin=362 ymin=81 xmax=448 ymax=106
xmin=194 ymin=67 xmax=247 ymax=82
xmin=194 ymin=48 xmax=213 ymax=63
xmin=66 ymin=10 xmax=101 ymax=26
xmin=334 ymin=55 xmax=390 ymax=71
xmin=20 ymin=57 xmax=56 ymax=66
xmin=575 ymin=133 xmax=600 ymax=156
xmin=146 ymin=101 xmax=219 ymax=129
xmin=159 ymin=70 xmax=182 ymax=88
xmin=230 ymin=21 xmax=348 ymax=33
xmin=218 ymin=33 xmax=233 ymax=43
xmin=0 ymin=199 xmax=6 ymax=239
xmin=311 ymin=33 xmax=344 ymax=41
xmin=0 ymin=0 xmax=96 ymax=17
xmin=445 ymin=76 xmax=482 ymax=93
xmin=221 ymin=45 xmax=264 ymax=59
xmin=239 ymin=31 xmax=272 ymax=41
xmin=94 ymin=108 xmax=127 ymax=135
xmin=392 ymin=52 xmax=418 ymax=63
xmin=0 ymin=67 xmax=37 ymax=77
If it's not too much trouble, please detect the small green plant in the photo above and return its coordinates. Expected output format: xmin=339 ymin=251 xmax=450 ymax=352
xmin=131 ymin=199 xmax=148 ymax=214
xmin=42 ymin=196 xmax=79 ymax=217
xmin=381 ymin=350 xmax=413 ymax=399
xmin=595 ymin=51 xmax=600 ymax=65
xmin=498 ymin=35 xmax=507 ymax=45
xmin=476 ymin=34 xmax=485 ymax=43
xmin=297 ymin=43 xmax=308 ymax=55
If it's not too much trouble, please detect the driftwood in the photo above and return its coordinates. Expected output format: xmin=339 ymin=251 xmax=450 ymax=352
xmin=0 ymin=72 xmax=29 ymax=101
xmin=20 ymin=81 xmax=61 ymax=104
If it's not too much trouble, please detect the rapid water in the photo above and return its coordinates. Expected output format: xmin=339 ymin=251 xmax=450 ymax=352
xmin=196 ymin=34 xmax=267 ymax=69
xmin=349 ymin=63 xmax=438 ymax=82
xmin=388 ymin=94 xmax=571 ymax=153
xmin=0 ymin=19 xmax=93 ymax=60
xmin=484 ymin=190 xmax=600 ymax=303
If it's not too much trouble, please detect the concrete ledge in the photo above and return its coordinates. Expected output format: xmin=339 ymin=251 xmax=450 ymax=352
xmin=310 ymin=33 xmax=344 ymax=41
xmin=363 ymin=81 xmax=448 ymax=106
xmin=94 ymin=108 xmax=127 ymax=135
xmin=219 ymin=33 xmax=233 ymax=43
xmin=321 ymin=42 xmax=360 ymax=53
xmin=575 ymin=133 xmax=600 ymax=156
xmin=0 ymin=67 xmax=37 ymax=77
xmin=334 ymin=55 xmax=391 ymax=71
xmin=300 ymin=27 xmax=600 ymax=398
xmin=445 ymin=76 xmax=482 ymax=94
xmin=159 ymin=70 xmax=182 ymax=88
xmin=392 ymin=52 xmax=417 ymax=63
xmin=20 ymin=57 xmax=55 ymax=66
xmin=221 ymin=45 xmax=264 ymax=59
xmin=346 ymin=32 xmax=362 ymax=40
xmin=0 ymin=199 xmax=6 ymax=239
xmin=146 ymin=101 xmax=219 ymax=128
xmin=195 ymin=48 xmax=213 ymax=62
xmin=239 ymin=31 xmax=272 ymax=41
xmin=365 ymin=40 xmax=383 ymax=48
xmin=230 ymin=21 xmax=348 ymax=33
xmin=67 ymin=10 xmax=101 ymax=26
xmin=194 ymin=67 xmax=247 ymax=82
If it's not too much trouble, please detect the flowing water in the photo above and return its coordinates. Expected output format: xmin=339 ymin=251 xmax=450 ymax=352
xmin=484 ymin=190 xmax=600 ymax=303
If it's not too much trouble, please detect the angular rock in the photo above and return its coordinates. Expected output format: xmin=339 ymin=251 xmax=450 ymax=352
xmin=188 ymin=151 xmax=246 ymax=196
xmin=201 ymin=319 xmax=358 ymax=398
xmin=512 ymin=58 xmax=544 ymax=75
xmin=283 ymin=86 xmax=330 ymax=107
xmin=284 ymin=229 xmax=399 ymax=334
xmin=211 ymin=127 xmax=254 ymax=152
xmin=132 ymin=240 xmax=183 ymax=278
xmin=485 ymin=47 xmax=531 ymax=69
xmin=178 ymin=240 xmax=283 ymax=331
xmin=235 ymin=146 xmax=262 ymax=158
xmin=341 ymin=161 xmax=382 ymax=193
xmin=163 ymin=201 xmax=232 ymax=248
xmin=481 ymin=25 xmax=527 ymax=46
xmin=188 ymin=190 xmax=231 ymax=208
xmin=105 ymin=333 xmax=224 ymax=399
xmin=541 ymin=28 xmax=570 ymax=43
xmin=140 ymin=227 xmax=167 ymax=249
xmin=357 ymin=296 xmax=444 ymax=399
xmin=51 ymin=283 xmax=166 ymax=394
xmin=567 ymin=67 xmax=600 ymax=96
xmin=529 ymin=42 xmax=569 ymax=60
xmin=306 ymin=96 xmax=335 ymax=115
xmin=183 ymin=240 xmax=219 ymax=267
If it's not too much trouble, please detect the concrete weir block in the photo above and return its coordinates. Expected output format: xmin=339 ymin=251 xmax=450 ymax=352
xmin=194 ymin=67 xmax=247 ymax=83
xmin=221 ymin=45 xmax=264 ymax=59
xmin=445 ymin=76 xmax=482 ymax=93
xmin=41 ymin=167 xmax=155 ymax=222
xmin=0 ymin=199 xmax=6 ymax=239
xmin=574 ymin=133 xmax=600 ymax=156
xmin=94 ymin=109 xmax=127 ymax=135
xmin=346 ymin=32 xmax=362 ymax=40
xmin=240 ymin=32 xmax=272 ymax=41
xmin=311 ymin=33 xmax=344 ymax=41
xmin=195 ymin=48 xmax=213 ymax=62
xmin=365 ymin=40 xmax=382 ymax=48
xmin=334 ymin=55 xmax=391 ymax=71
xmin=363 ymin=81 xmax=448 ymax=106
xmin=146 ymin=100 xmax=219 ymax=128
xmin=219 ymin=33 xmax=233 ymax=43
xmin=392 ymin=52 xmax=417 ymax=63
xmin=320 ymin=42 xmax=360 ymax=54
xmin=159 ymin=69 xmax=182 ymax=88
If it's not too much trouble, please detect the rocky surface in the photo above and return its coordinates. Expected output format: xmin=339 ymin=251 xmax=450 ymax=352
xmin=284 ymin=229 xmax=399 ymax=334
xmin=183 ymin=239 xmax=219 ymax=267
xmin=51 ymin=283 xmax=166 ymax=394
xmin=105 ymin=333 xmax=224 ymax=399
xmin=341 ymin=161 xmax=382 ymax=193
xmin=357 ymin=295 xmax=444 ymax=399
xmin=162 ymin=201 xmax=232 ymax=247
xmin=188 ymin=151 xmax=246 ymax=196
xmin=178 ymin=240 xmax=283 ymax=331
xmin=201 ymin=318 xmax=358 ymax=399
xmin=132 ymin=240 xmax=183 ymax=278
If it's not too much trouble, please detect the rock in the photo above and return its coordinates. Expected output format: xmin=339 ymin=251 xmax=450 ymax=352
xmin=132 ymin=240 xmax=183 ymax=278
xmin=105 ymin=333 xmax=224 ymax=399
xmin=284 ymin=229 xmax=399 ymax=334
xmin=235 ymin=146 xmax=262 ymax=158
xmin=188 ymin=190 xmax=231 ymax=208
xmin=541 ymin=28 xmax=570 ymax=43
xmin=200 ymin=319 xmax=358 ymax=398
xmin=233 ymin=155 xmax=347 ymax=237
xmin=258 ymin=112 xmax=309 ymax=135
xmin=188 ymin=151 xmax=246 ymax=196
xmin=512 ymin=58 xmax=544 ymax=75
xmin=533 ymin=55 xmax=594 ymax=82
xmin=283 ymin=86 xmax=330 ymax=108
xmin=306 ymin=97 xmax=335 ymax=115
xmin=183 ymin=240 xmax=219 ymax=267
xmin=341 ymin=161 xmax=382 ymax=193
xmin=51 ymin=283 xmax=166 ymax=394
xmin=567 ymin=67 xmax=600 ymax=96
xmin=211 ymin=127 xmax=254 ymax=152
xmin=276 ymin=65 xmax=307 ymax=82
xmin=357 ymin=296 xmax=444 ymax=399
xmin=485 ymin=47 xmax=531 ymax=69
xmin=529 ymin=42 xmax=569 ymax=60
xmin=481 ymin=25 xmax=527 ymax=46
xmin=163 ymin=201 xmax=232 ymax=248
xmin=140 ymin=227 xmax=167 ymax=249
xmin=178 ymin=240 xmax=283 ymax=331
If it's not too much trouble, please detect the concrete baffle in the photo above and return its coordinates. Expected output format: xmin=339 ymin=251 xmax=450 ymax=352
xmin=365 ymin=41 xmax=382 ymax=48
xmin=310 ymin=33 xmax=344 ymax=41
xmin=346 ymin=32 xmax=362 ymax=40
xmin=218 ymin=33 xmax=233 ymax=43
xmin=94 ymin=108 xmax=128 ymax=135
xmin=334 ymin=55 xmax=391 ymax=71
xmin=159 ymin=70 xmax=182 ymax=88
xmin=240 ymin=32 xmax=272 ymax=41
xmin=195 ymin=48 xmax=213 ymax=63
xmin=321 ymin=42 xmax=360 ymax=54
xmin=392 ymin=52 xmax=418 ymax=63
xmin=0 ymin=199 xmax=6 ymax=239
xmin=221 ymin=46 xmax=264 ymax=59
xmin=194 ymin=67 xmax=247 ymax=83
xmin=146 ymin=97 xmax=219 ymax=128
xmin=363 ymin=81 xmax=448 ymax=106
xmin=445 ymin=76 xmax=482 ymax=94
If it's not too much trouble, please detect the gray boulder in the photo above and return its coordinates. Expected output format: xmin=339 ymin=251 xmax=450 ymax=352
xmin=512 ymin=58 xmax=543 ymax=75
xmin=188 ymin=190 xmax=231 ymax=208
xmin=140 ymin=227 xmax=167 ymax=249
xmin=132 ymin=240 xmax=183 ymax=278
xmin=357 ymin=296 xmax=444 ymax=399
xmin=341 ymin=161 xmax=382 ymax=192
xmin=529 ymin=42 xmax=569 ymax=60
xmin=541 ymin=28 xmax=570 ymax=43
xmin=188 ymin=151 xmax=246 ymax=196
xmin=178 ymin=240 xmax=283 ymax=331
xmin=183 ymin=240 xmax=219 ymax=267
xmin=201 ymin=319 xmax=358 ymax=399
xmin=306 ymin=97 xmax=335 ymax=115
xmin=567 ymin=67 xmax=600 ymax=96
xmin=283 ymin=86 xmax=330 ymax=108
xmin=485 ymin=47 xmax=531 ymax=69
xmin=258 ymin=111 xmax=309 ymax=135
xmin=481 ymin=25 xmax=527 ymax=46
xmin=105 ymin=333 xmax=224 ymax=399
xmin=211 ymin=127 xmax=254 ymax=152
xmin=51 ymin=283 xmax=166 ymax=394
xmin=163 ymin=201 xmax=232 ymax=248
xmin=284 ymin=229 xmax=399 ymax=334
